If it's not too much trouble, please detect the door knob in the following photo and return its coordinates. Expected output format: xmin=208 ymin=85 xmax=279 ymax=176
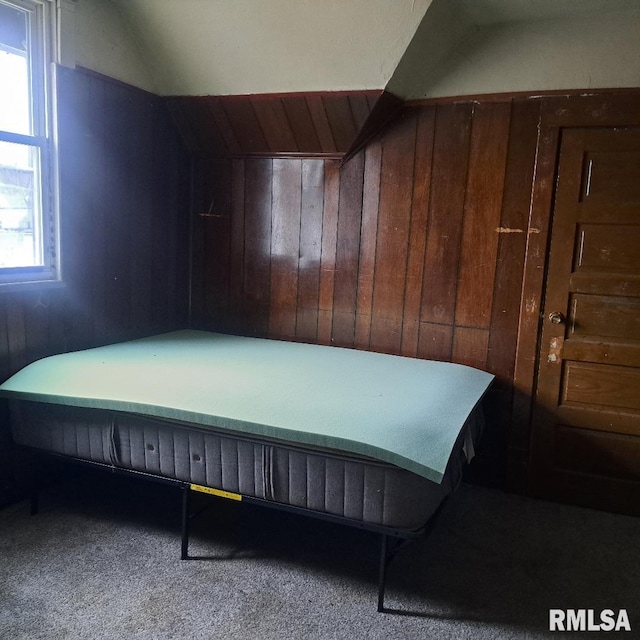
xmin=548 ymin=311 xmax=565 ymax=325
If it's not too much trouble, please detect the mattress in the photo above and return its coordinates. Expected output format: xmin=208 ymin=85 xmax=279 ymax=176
xmin=0 ymin=330 xmax=494 ymax=484
xmin=8 ymin=399 xmax=481 ymax=532
xmin=1 ymin=330 xmax=493 ymax=532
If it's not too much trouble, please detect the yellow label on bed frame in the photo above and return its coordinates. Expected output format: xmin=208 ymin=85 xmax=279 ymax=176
xmin=190 ymin=484 xmax=243 ymax=501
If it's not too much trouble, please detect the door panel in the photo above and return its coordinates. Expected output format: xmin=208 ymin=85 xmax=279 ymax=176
xmin=561 ymin=362 xmax=640 ymax=411
xmin=555 ymin=427 xmax=640 ymax=483
xmin=582 ymin=151 xmax=640 ymax=203
xmin=530 ymin=127 xmax=640 ymax=515
xmin=569 ymin=294 xmax=640 ymax=341
xmin=577 ymin=224 xmax=640 ymax=271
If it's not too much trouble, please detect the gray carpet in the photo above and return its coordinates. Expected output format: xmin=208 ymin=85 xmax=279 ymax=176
xmin=1 ymin=471 xmax=638 ymax=640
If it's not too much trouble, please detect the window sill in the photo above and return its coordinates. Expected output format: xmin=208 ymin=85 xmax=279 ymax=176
xmin=0 ymin=278 xmax=66 ymax=294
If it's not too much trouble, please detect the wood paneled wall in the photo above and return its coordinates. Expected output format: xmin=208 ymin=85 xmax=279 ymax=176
xmin=0 ymin=66 xmax=191 ymax=506
xmin=167 ymin=91 xmax=402 ymax=159
xmin=2 ymin=68 xmax=634 ymax=503
xmin=190 ymin=99 xmax=543 ymax=487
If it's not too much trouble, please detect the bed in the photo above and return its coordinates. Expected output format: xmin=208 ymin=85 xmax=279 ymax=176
xmin=0 ymin=330 xmax=493 ymax=611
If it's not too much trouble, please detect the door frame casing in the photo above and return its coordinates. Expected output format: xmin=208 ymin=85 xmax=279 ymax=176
xmin=505 ymin=91 xmax=640 ymax=494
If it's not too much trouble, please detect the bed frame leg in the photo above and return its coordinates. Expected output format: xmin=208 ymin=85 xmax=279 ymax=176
xmin=28 ymin=451 xmax=39 ymax=516
xmin=377 ymin=533 xmax=388 ymax=612
xmin=181 ymin=483 xmax=190 ymax=560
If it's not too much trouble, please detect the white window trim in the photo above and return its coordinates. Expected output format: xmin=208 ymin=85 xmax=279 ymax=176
xmin=0 ymin=0 xmax=61 ymax=290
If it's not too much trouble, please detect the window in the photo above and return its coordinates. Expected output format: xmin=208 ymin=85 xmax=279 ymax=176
xmin=0 ymin=0 xmax=58 ymax=287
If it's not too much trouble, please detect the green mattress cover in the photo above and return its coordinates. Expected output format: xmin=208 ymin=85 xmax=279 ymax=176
xmin=0 ymin=330 xmax=494 ymax=483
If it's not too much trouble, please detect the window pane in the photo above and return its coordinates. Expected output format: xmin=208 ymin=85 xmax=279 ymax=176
xmin=0 ymin=2 xmax=31 ymax=136
xmin=0 ymin=139 xmax=43 ymax=268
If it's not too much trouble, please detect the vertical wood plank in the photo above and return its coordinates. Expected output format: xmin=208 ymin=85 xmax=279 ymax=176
xmin=24 ymin=292 xmax=53 ymax=364
xmin=420 ymin=103 xmax=473 ymax=326
xmin=269 ymin=159 xmax=302 ymax=339
xmin=0 ymin=300 xmax=10 ymax=503
xmin=488 ymin=100 xmax=541 ymax=384
xmin=150 ymin=98 xmax=173 ymax=333
xmin=6 ymin=297 xmax=27 ymax=373
xmin=228 ymin=159 xmax=247 ymax=333
xmin=0 ymin=299 xmax=10 ymax=381
xmin=513 ymin=130 xmax=559 ymax=383
xmin=161 ymin=102 xmax=191 ymax=332
xmin=417 ymin=322 xmax=453 ymax=362
xmin=46 ymin=290 xmax=67 ymax=356
xmin=369 ymin=111 xmax=417 ymax=354
xmin=128 ymin=82 xmax=155 ymax=336
xmin=189 ymin=159 xmax=207 ymax=327
xmin=331 ymin=151 xmax=365 ymax=347
xmin=452 ymin=326 xmax=490 ymax=370
xmin=191 ymin=159 xmax=232 ymax=330
xmin=202 ymin=160 xmax=232 ymax=330
xmin=401 ymin=106 xmax=436 ymax=357
xmin=354 ymin=139 xmax=382 ymax=350
xmin=103 ymin=82 xmax=132 ymax=341
xmin=455 ymin=102 xmax=511 ymax=329
xmin=243 ymin=159 xmax=273 ymax=336
xmin=89 ymin=76 xmax=108 ymax=345
xmin=317 ymin=159 xmax=340 ymax=343
xmin=485 ymin=100 xmax=541 ymax=491
xmin=57 ymin=67 xmax=93 ymax=351
xmin=296 ymin=159 xmax=324 ymax=342
xmin=512 ymin=124 xmax=560 ymax=486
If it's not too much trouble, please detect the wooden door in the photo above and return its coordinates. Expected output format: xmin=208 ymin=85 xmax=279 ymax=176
xmin=529 ymin=127 xmax=640 ymax=515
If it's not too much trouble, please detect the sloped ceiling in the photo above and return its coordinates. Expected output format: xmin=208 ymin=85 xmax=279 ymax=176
xmin=109 ymin=0 xmax=434 ymax=96
xmin=99 ymin=0 xmax=639 ymax=158
xmin=109 ymin=0 xmax=640 ymax=99
xmin=388 ymin=0 xmax=640 ymax=99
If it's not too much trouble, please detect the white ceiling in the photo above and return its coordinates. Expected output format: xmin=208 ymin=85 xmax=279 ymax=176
xmin=388 ymin=0 xmax=640 ymax=99
xmin=103 ymin=0 xmax=640 ymax=98
xmin=109 ymin=0 xmax=433 ymax=96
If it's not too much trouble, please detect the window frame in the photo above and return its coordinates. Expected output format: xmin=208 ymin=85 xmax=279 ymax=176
xmin=0 ymin=0 xmax=59 ymax=289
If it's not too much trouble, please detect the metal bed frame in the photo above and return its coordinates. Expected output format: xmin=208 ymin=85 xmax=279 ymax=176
xmin=26 ymin=449 xmax=443 ymax=613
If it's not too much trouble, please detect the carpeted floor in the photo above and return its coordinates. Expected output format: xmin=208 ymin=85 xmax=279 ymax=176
xmin=1 ymin=470 xmax=638 ymax=639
